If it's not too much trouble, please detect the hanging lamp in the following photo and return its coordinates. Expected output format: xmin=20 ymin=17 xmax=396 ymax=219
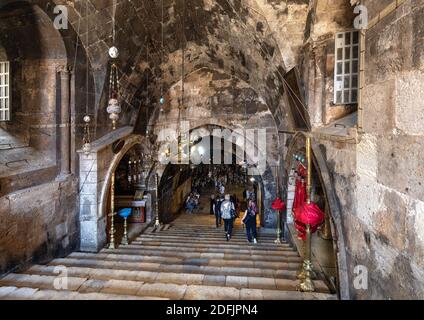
xmin=81 ymin=0 xmax=92 ymax=155
xmin=107 ymin=0 xmax=121 ymax=130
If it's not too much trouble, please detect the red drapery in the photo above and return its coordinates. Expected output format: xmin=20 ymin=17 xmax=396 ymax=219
xmin=294 ymin=202 xmax=325 ymax=240
xmin=292 ymin=162 xmax=324 ymax=240
xmin=272 ymin=197 xmax=286 ymax=211
xmin=293 ymin=179 xmax=306 ymax=212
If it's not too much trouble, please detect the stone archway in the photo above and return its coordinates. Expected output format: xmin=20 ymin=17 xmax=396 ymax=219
xmin=79 ymin=130 xmax=148 ymax=252
xmin=151 ymin=123 xmax=279 ymax=228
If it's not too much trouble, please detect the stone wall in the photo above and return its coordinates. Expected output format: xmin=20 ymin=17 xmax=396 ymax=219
xmin=0 ymin=3 xmax=81 ymax=276
xmin=310 ymin=0 xmax=424 ymax=299
xmin=0 ymin=176 xmax=79 ymax=275
xmin=352 ymin=0 xmax=424 ymax=299
xmin=158 ymin=167 xmax=192 ymax=224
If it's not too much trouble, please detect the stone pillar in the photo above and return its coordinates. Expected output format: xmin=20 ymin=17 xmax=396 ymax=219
xmin=58 ymin=65 xmax=71 ymax=176
xmin=78 ymin=151 xmax=107 ymax=252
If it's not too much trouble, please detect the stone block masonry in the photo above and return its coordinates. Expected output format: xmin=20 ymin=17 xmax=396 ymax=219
xmin=0 ymin=176 xmax=79 ymax=276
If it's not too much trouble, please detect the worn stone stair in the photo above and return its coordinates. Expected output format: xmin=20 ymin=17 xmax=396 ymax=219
xmin=0 ymin=212 xmax=336 ymax=300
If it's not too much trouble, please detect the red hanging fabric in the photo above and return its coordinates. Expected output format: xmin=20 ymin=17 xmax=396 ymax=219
xmin=293 ymin=179 xmax=306 ymax=213
xmin=298 ymin=162 xmax=307 ymax=178
xmin=272 ymin=197 xmax=286 ymax=211
xmin=294 ymin=202 xmax=325 ymax=240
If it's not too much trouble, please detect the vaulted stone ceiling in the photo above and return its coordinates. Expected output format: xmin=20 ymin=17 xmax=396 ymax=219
xmin=0 ymin=0 xmax=311 ymax=136
xmin=61 ymin=0 xmax=310 ymax=135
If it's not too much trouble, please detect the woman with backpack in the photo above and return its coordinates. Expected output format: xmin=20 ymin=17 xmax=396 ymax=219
xmin=242 ymin=198 xmax=258 ymax=244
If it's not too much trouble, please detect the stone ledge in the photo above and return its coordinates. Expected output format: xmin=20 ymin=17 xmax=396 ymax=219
xmin=77 ymin=126 xmax=134 ymax=154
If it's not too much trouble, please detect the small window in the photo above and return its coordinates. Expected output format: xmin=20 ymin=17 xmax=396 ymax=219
xmin=334 ymin=31 xmax=360 ymax=104
xmin=0 ymin=61 xmax=10 ymax=121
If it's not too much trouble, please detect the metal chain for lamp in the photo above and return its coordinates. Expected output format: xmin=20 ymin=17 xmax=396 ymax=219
xmin=107 ymin=0 xmax=119 ymax=249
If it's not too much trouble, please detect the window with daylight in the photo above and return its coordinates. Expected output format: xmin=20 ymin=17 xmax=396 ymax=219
xmin=0 ymin=61 xmax=10 ymax=121
xmin=334 ymin=31 xmax=360 ymax=105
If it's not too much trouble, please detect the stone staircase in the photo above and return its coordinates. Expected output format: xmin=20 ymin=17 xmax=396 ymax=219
xmin=0 ymin=212 xmax=337 ymax=300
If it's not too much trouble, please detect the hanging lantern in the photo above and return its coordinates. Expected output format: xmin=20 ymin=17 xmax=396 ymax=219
xmin=107 ymin=61 xmax=121 ymax=130
xmin=109 ymin=46 xmax=119 ymax=59
xmin=82 ymin=115 xmax=91 ymax=155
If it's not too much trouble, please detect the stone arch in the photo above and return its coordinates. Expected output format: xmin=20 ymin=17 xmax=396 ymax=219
xmin=285 ymin=131 xmax=350 ymax=300
xmin=98 ymin=134 xmax=145 ymax=220
xmin=151 ymin=122 xmax=278 ymax=227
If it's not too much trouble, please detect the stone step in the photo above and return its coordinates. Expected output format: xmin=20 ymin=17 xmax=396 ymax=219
xmin=99 ymin=246 xmax=301 ymax=262
xmin=47 ymin=257 xmax=300 ymax=280
xmin=157 ymin=228 xmax=278 ymax=237
xmin=141 ymin=227 xmax=281 ymax=234
xmin=152 ymin=233 xmax=282 ymax=241
xmin=66 ymin=251 xmax=301 ymax=270
xmin=0 ymin=273 xmax=334 ymax=300
xmin=135 ymin=235 xmax=291 ymax=247
xmin=0 ymin=285 xmax=165 ymax=300
xmin=140 ymin=230 xmax=287 ymax=240
xmin=131 ymin=239 xmax=293 ymax=252
xmin=23 ymin=264 xmax=330 ymax=294
xmin=116 ymin=243 xmax=297 ymax=256
xmin=68 ymin=249 xmax=302 ymax=267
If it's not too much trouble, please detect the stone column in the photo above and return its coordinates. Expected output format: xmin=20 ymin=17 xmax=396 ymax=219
xmin=78 ymin=151 xmax=107 ymax=252
xmin=57 ymin=65 xmax=71 ymax=176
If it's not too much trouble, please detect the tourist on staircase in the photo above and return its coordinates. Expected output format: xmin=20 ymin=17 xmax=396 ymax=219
xmin=214 ymin=195 xmax=224 ymax=228
xmin=221 ymin=194 xmax=236 ymax=241
xmin=219 ymin=183 xmax=225 ymax=195
xmin=210 ymin=194 xmax=216 ymax=215
xmin=242 ymin=197 xmax=258 ymax=244
xmin=185 ymin=193 xmax=196 ymax=214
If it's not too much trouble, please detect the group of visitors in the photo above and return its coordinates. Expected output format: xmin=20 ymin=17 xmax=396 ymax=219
xmin=185 ymin=190 xmax=200 ymax=214
xmin=211 ymin=192 xmax=258 ymax=243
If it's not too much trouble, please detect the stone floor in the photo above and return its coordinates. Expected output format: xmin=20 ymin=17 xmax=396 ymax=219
xmin=0 ymin=193 xmax=337 ymax=300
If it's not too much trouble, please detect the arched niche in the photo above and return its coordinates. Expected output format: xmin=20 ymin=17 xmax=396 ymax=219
xmin=284 ymin=132 xmax=350 ymax=300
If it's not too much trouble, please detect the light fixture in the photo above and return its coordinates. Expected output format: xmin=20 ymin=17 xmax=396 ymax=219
xmin=107 ymin=0 xmax=121 ymax=130
xmin=107 ymin=62 xmax=121 ymax=130
xmin=82 ymin=1 xmax=92 ymax=156
xmin=82 ymin=115 xmax=91 ymax=155
xmin=109 ymin=46 xmax=119 ymax=59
